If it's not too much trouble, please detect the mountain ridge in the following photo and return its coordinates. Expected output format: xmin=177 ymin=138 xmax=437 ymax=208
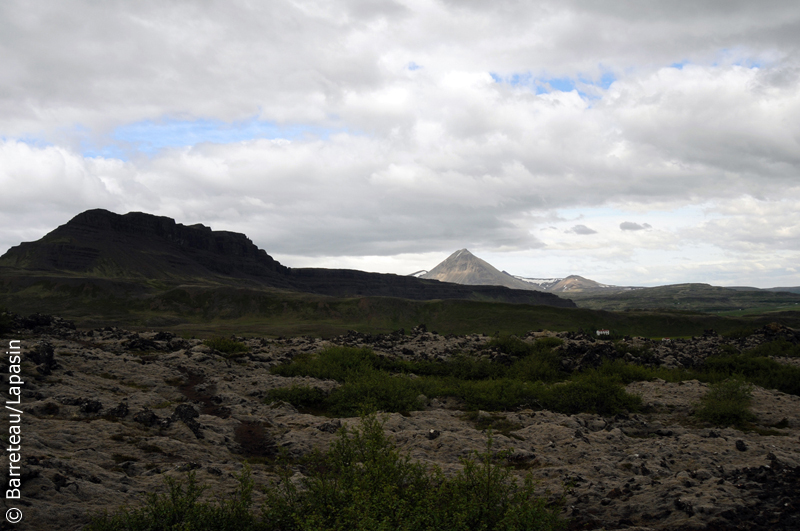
xmin=413 ymin=249 xmax=800 ymax=313
xmin=0 ymin=209 xmax=575 ymax=309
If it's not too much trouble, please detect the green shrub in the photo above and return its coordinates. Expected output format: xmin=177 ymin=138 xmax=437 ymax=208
xmin=703 ymin=353 xmax=800 ymax=396
xmin=542 ymin=372 xmax=641 ymax=416
xmin=325 ymin=372 xmax=424 ymax=416
xmin=263 ymin=413 xmax=566 ymax=531
xmin=440 ymin=435 xmax=565 ymax=531
xmin=598 ymin=359 xmax=659 ymax=384
xmin=270 ymin=347 xmax=379 ymax=381
xmin=484 ymin=335 xmax=534 ymax=357
xmin=204 ymin=337 xmax=249 ymax=355
xmin=745 ymin=339 xmax=800 ymax=358
xmin=455 ymin=378 xmax=544 ymax=412
xmin=267 ymin=385 xmax=328 ymax=410
xmin=511 ymin=350 xmax=563 ymax=383
xmin=694 ymin=378 xmax=756 ymax=427
xmin=85 ymin=467 xmax=262 ymax=531
xmin=268 ymin=345 xmax=645 ymax=416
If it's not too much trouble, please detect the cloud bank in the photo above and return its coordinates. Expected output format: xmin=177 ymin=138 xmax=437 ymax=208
xmin=1 ymin=0 xmax=799 ymax=287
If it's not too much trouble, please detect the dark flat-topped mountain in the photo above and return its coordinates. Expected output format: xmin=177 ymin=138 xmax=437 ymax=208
xmin=0 ymin=209 xmax=575 ymax=308
xmin=1 ymin=209 xmax=291 ymax=283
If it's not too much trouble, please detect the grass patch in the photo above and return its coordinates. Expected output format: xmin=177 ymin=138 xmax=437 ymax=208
xmin=203 ymin=336 xmax=249 ymax=355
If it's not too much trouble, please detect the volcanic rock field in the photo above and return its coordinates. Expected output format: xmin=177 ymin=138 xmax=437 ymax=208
xmin=3 ymin=315 xmax=800 ymax=531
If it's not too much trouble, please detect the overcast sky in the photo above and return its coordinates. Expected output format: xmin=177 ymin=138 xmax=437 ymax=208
xmin=1 ymin=0 xmax=799 ymax=288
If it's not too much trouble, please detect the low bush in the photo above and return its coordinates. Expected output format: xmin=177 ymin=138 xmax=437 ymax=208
xmin=204 ymin=336 xmax=249 ymax=355
xmin=88 ymin=413 xmax=566 ymax=530
xmin=268 ymin=345 xmax=640 ymax=416
xmin=511 ymin=349 xmax=563 ymax=383
xmin=694 ymin=378 xmax=756 ymax=427
xmin=542 ymin=372 xmax=642 ymax=416
xmin=266 ymin=385 xmax=328 ymax=410
xmin=703 ymin=353 xmax=800 ymax=395
xmin=270 ymin=346 xmax=380 ymax=381
xmin=262 ymin=413 xmax=567 ymax=531
xmin=85 ymin=467 xmax=261 ymax=531
xmin=745 ymin=339 xmax=800 ymax=358
xmin=325 ymin=371 xmax=424 ymax=416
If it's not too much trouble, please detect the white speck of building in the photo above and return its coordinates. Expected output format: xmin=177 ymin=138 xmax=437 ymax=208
xmin=596 ymin=329 xmax=610 ymax=336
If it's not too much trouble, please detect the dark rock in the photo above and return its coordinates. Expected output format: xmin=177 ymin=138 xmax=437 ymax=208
xmin=132 ymin=409 xmax=160 ymax=427
xmin=37 ymin=402 xmax=60 ymax=416
xmin=736 ymin=440 xmax=748 ymax=452
xmin=674 ymin=498 xmax=694 ymax=515
xmin=171 ymin=404 xmax=200 ymax=422
xmin=234 ymin=421 xmax=276 ymax=457
xmin=107 ymin=402 xmax=129 ymax=418
xmin=30 ymin=341 xmax=59 ymax=375
xmin=182 ymin=418 xmax=204 ymax=439
xmin=79 ymin=400 xmax=103 ymax=414
xmin=316 ymin=420 xmax=342 ymax=433
xmin=176 ymin=462 xmax=202 ymax=472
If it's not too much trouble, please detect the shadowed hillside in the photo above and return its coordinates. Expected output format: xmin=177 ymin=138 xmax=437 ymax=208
xmin=0 ymin=210 xmax=575 ymax=326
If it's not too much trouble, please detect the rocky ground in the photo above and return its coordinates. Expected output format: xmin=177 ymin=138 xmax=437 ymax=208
xmin=1 ymin=315 xmax=799 ymax=531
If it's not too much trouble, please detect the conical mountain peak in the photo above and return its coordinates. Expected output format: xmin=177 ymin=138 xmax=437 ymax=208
xmin=421 ymin=249 xmax=542 ymax=291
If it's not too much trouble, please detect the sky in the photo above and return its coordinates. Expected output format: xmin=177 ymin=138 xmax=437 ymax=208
xmin=1 ymin=0 xmax=799 ymax=288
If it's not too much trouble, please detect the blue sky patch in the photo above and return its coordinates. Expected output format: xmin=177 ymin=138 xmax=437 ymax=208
xmin=78 ymin=117 xmax=341 ymax=160
xmin=490 ymin=71 xmax=615 ymax=97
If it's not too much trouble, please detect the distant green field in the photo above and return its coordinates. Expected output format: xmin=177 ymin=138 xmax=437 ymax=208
xmin=567 ymin=283 xmax=800 ymax=313
xmin=2 ymin=274 xmax=799 ymax=338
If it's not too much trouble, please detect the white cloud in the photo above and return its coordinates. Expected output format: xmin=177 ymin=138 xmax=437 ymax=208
xmin=1 ymin=1 xmax=800 ymax=287
xmin=620 ymin=222 xmax=652 ymax=231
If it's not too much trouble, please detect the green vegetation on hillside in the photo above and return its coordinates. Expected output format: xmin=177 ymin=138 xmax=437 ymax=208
xmin=5 ymin=273 xmax=800 ymax=339
xmin=567 ymin=283 xmax=800 ymax=313
xmin=86 ymin=414 xmax=566 ymax=531
xmin=267 ymin=336 xmax=800 ymax=422
xmin=268 ymin=342 xmax=642 ymax=417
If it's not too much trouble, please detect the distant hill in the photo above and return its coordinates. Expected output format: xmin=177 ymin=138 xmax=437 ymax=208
xmin=765 ymin=287 xmax=800 ymax=295
xmin=419 ymin=250 xmax=623 ymax=294
xmin=545 ymin=275 xmax=615 ymax=293
xmin=0 ymin=209 xmax=575 ymax=309
xmin=566 ymin=283 xmax=800 ymax=313
xmin=411 ymin=249 xmax=800 ymax=314
xmin=420 ymin=249 xmax=545 ymax=291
